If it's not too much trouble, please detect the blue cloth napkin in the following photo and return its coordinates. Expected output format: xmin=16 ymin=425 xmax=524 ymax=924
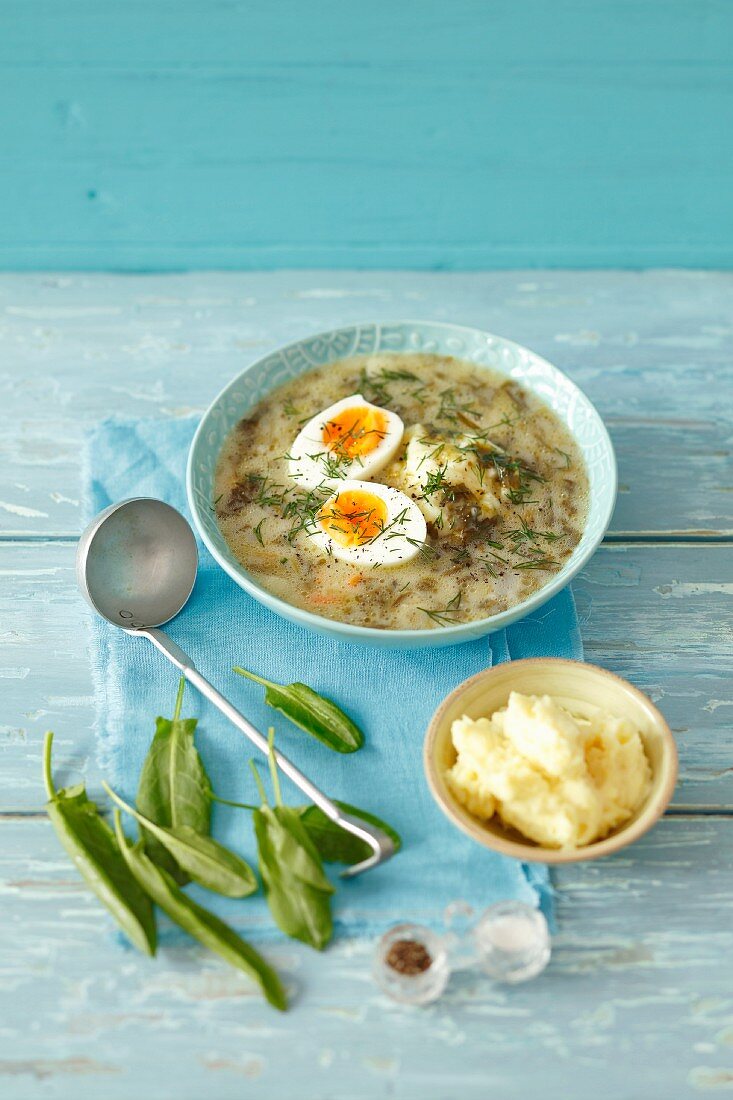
xmin=84 ymin=416 xmax=583 ymax=939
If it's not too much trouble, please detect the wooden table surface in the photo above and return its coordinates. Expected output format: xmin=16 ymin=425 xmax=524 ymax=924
xmin=1 ymin=271 xmax=732 ymax=1099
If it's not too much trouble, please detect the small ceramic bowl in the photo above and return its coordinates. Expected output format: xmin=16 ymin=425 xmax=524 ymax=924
xmin=424 ymin=658 xmax=678 ymax=863
xmin=187 ymin=320 xmax=617 ymax=648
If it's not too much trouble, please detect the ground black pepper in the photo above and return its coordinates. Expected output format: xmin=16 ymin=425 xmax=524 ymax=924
xmin=385 ymin=939 xmax=432 ymax=976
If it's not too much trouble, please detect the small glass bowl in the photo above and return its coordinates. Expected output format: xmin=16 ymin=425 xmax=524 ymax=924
xmin=373 ymin=903 xmax=551 ymax=1004
xmin=372 ymin=923 xmax=450 ymax=1006
xmin=473 ymin=901 xmax=551 ymax=983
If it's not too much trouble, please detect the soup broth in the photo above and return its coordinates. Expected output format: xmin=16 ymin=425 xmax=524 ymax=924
xmin=214 ymin=354 xmax=589 ymax=631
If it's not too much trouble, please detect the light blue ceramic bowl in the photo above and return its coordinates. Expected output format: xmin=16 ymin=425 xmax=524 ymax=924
xmin=187 ymin=321 xmax=616 ymax=648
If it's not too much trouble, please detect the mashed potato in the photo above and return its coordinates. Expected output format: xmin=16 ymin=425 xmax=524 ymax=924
xmin=447 ymin=692 xmax=652 ymax=849
xmin=392 ymin=425 xmax=503 ymax=526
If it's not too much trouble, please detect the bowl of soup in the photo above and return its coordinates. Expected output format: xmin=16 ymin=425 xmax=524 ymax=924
xmin=187 ymin=321 xmax=616 ymax=648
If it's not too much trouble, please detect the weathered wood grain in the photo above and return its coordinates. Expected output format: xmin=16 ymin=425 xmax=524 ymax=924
xmin=1 ymin=538 xmax=731 ymax=812
xmin=1 ymin=814 xmax=731 ymax=1100
xmin=0 ymin=2 xmax=732 ymax=269
xmin=0 ymin=271 xmax=730 ymax=1098
xmin=0 ymin=271 xmax=730 ymax=536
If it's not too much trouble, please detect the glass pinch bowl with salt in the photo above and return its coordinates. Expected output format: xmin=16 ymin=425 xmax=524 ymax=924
xmin=372 ymin=900 xmax=551 ymax=1006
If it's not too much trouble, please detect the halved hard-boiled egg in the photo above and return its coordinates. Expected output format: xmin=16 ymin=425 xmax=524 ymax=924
xmin=288 ymin=394 xmax=404 ymax=489
xmin=309 ymin=480 xmax=427 ymax=566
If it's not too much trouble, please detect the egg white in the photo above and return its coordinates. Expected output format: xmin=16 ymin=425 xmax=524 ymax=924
xmin=287 ymin=394 xmax=404 ymax=490
xmin=309 ymin=479 xmax=427 ymax=566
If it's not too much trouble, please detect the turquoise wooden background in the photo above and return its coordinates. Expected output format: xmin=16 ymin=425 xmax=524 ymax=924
xmin=1 ymin=0 xmax=732 ymax=270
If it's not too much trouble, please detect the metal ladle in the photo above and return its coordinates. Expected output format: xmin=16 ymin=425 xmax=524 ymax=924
xmin=76 ymin=496 xmax=395 ymax=877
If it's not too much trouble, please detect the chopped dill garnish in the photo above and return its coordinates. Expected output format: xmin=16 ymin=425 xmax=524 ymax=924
xmin=553 ymin=446 xmax=572 ymax=469
xmin=486 ymin=412 xmax=521 ymax=431
xmin=253 ymin=519 xmax=265 ymax=546
xmin=482 ymin=451 xmax=545 ymax=505
xmin=504 ymin=517 xmax=561 ymax=549
xmin=421 ymin=463 xmax=451 ymax=499
xmin=374 ymin=507 xmax=410 ymax=543
xmin=452 ymin=437 xmax=544 ymax=507
xmin=507 ymin=488 xmax=540 ymax=506
xmin=418 ymin=591 xmax=463 ymax=626
xmin=375 ymin=368 xmax=419 ymax=382
xmin=435 ymin=388 xmax=479 ymax=425
xmin=317 ymin=451 xmax=350 ymax=480
xmin=483 ymin=548 xmax=510 ymax=564
xmin=416 ymin=440 xmax=446 ymax=471
xmin=282 ymin=483 xmax=333 ymax=542
xmin=357 ymin=366 xmax=419 ymax=406
xmin=455 ymin=431 xmax=505 ymax=453
xmin=514 ymin=557 xmax=559 ymax=571
xmin=254 ymin=476 xmax=288 ymax=509
xmin=405 ymin=537 xmax=437 ymax=561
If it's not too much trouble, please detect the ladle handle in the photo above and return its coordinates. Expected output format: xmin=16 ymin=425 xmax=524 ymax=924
xmin=140 ymin=627 xmax=341 ymax=820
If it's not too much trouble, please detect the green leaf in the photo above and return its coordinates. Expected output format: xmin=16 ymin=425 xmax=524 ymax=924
xmin=114 ymin=813 xmax=286 ymax=1012
xmin=298 ymin=801 xmax=402 ymax=865
xmin=105 ymin=784 xmax=257 ymax=899
xmin=136 ymin=681 xmax=212 ymax=884
xmin=43 ymin=732 xmax=156 ymax=957
xmin=233 ymin=667 xmax=363 ymax=753
xmin=270 ymin=806 xmax=334 ymax=894
xmin=253 ymin=805 xmax=333 ymax=951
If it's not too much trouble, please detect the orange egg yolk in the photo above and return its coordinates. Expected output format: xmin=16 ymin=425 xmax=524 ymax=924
xmin=317 ymin=489 xmax=388 ymax=547
xmin=321 ymin=405 xmax=388 ymax=458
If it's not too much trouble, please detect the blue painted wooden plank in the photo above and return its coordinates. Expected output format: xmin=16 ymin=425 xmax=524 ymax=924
xmin=0 ymin=269 xmax=729 ymax=1096
xmin=0 ymin=271 xmax=730 ymax=537
xmin=0 ymin=3 xmax=731 ymax=268
xmin=0 ymin=813 xmax=731 ymax=1099
xmin=1 ymin=539 xmax=731 ymax=811
xmin=3 ymin=0 xmax=732 ymax=68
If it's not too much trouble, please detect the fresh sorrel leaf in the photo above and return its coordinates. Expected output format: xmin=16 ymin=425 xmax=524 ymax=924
xmin=233 ymin=667 xmax=363 ymax=753
xmin=114 ymin=814 xmax=286 ymax=1012
xmin=136 ymin=680 xmax=212 ymax=883
xmin=269 ymin=805 xmax=334 ymax=894
xmin=253 ymin=805 xmax=333 ymax=951
xmin=105 ymin=784 xmax=256 ymax=899
xmin=43 ymin=732 xmax=156 ymax=956
xmin=298 ymin=801 xmax=402 ymax=865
